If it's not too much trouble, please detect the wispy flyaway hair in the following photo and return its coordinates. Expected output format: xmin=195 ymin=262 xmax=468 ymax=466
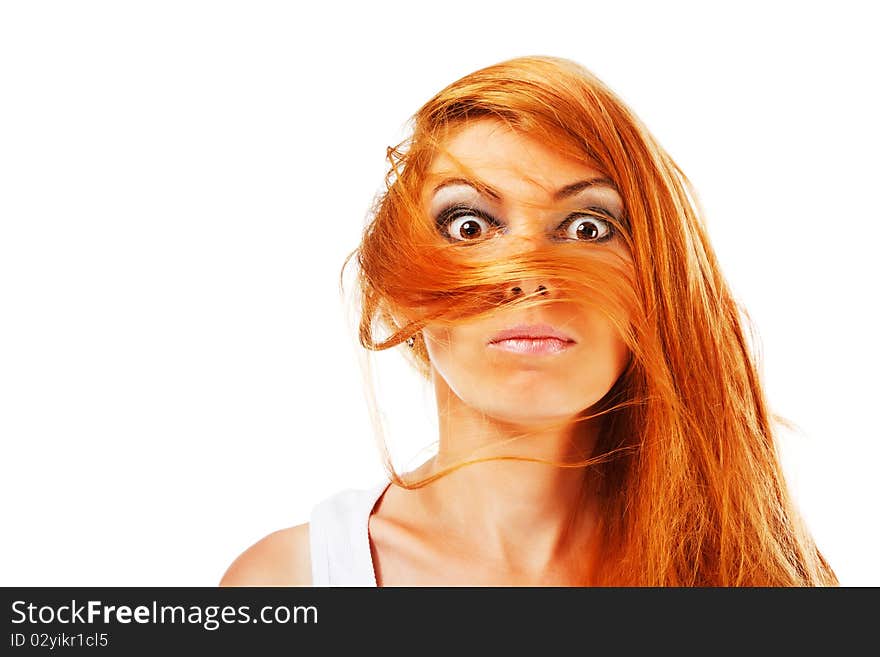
xmin=339 ymin=55 xmax=837 ymax=586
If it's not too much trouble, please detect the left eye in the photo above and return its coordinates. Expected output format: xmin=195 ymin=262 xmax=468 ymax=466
xmin=562 ymin=213 xmax=615 ymax=243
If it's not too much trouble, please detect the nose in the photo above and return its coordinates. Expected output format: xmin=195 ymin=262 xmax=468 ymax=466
xmin=507 ymin=280 xmax=551 ymax=299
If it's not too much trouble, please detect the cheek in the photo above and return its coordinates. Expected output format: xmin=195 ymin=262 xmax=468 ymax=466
xmin=423 ymin=327 xmax=492 ymax=393
xmin=583 ymin=312 xmax=631 ymax=373
xmin=422 ymin=327 xmax=450 ymax=359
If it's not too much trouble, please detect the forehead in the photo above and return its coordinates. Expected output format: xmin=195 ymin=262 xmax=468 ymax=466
xmin=425 ymin=119 xmax=607 ymax=195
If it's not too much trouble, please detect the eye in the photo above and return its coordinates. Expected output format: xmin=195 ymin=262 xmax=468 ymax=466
xmin=435 ymin=205 xmax=500 ymax=242
xmin=435 ymin=205 xmax=618 ymax=244
xmin=561 ymin=211 xmax=616 ymax=243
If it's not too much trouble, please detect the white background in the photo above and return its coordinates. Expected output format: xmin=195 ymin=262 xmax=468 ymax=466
xmin=1 ymin=1 xmax=876 ymax=586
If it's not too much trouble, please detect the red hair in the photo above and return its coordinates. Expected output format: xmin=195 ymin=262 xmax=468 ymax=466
xmin=340 ymin=55 xmax=837 ymax=586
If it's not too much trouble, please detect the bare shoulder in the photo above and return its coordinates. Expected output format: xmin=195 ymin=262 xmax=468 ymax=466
xmin=219 ymin=523 xmax=311 ymax=586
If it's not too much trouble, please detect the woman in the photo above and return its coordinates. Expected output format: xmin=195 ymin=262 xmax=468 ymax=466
xmin=221 ymin=55 xmax=837 ymax=586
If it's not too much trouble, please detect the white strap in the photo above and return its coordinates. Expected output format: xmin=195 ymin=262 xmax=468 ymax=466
xmin=309 ymin=480 xmax=390 ymax=586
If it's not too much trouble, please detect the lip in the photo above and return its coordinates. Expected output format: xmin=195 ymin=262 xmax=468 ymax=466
xmin=488 ymin=323 xmax=576 ymax=344
xmin=488 ymin=337 xmax=574 ymax=356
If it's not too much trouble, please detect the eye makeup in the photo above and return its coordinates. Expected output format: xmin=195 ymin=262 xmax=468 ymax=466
xmin=434 ymin=203 xmax=620 ymax=244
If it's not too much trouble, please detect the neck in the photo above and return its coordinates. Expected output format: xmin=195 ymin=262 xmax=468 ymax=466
xmin=411 ymin=375 xmax=602 ymax=580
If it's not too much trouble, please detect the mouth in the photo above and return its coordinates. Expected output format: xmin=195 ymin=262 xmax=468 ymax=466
xmin=488 ymin=323 xmax=576 ymax=344
xmin=487 ymin=323 xmax=576 ymax=357
xmin=487 ymin=337 xmax=575 ymax=356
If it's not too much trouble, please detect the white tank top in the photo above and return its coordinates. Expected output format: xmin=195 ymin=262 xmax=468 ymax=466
xmin=308 ymin=478 xmax=392 ymax=586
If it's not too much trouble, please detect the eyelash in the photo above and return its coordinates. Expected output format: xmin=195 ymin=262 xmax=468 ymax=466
xmin=435 ymin=205 xmax=617 ymax=243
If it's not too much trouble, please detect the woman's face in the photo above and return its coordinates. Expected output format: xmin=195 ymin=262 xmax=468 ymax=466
xmin=420 ymin=119 xmax=633 ymax=426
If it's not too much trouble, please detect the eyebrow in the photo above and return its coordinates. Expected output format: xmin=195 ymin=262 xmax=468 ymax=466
xmin=431 ymin=176 xmax=619 ymax=202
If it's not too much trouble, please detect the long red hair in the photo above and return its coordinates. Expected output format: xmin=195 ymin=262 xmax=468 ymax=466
xmin=340 ymin=55 xmax=837 ymax=586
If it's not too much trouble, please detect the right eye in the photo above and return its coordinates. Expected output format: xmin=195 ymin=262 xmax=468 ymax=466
xmin=435 ymin=206 xmax=500 ymax=242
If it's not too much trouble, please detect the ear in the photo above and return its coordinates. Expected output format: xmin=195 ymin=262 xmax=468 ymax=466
xmin=385 ymin=300 xmax=430 ymax=331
